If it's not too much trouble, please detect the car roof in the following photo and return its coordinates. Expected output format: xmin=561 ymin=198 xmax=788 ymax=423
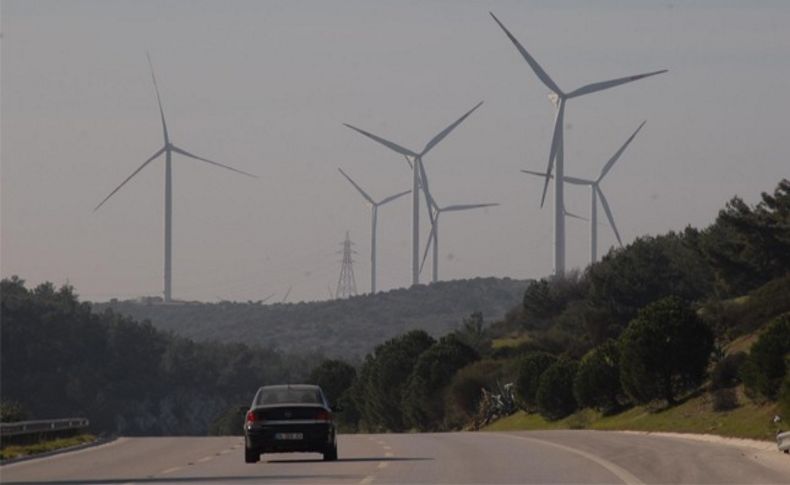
xmin=258 ymin=384 xmax=321 ymax=391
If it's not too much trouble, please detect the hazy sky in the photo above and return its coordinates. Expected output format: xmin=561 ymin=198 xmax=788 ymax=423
xmin=2 ymin=0 xmax=788 ymax=303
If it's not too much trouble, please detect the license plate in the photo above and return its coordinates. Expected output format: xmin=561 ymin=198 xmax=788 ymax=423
xmin=275 ymin=433 xmax=303 ymax=440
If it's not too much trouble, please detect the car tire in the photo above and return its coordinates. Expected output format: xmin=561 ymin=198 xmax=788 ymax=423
xmin=323 ymin=445 xmax=338 ymax=461
xmin=245 ymin=446 xmax=259 ymax=463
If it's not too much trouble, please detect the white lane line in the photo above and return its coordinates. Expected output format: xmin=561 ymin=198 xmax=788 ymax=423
xmin=377 ymin=461 xmax=389 ymax=469
xmin=384 ymin=451 xmax=394 ymax=457
xmin=359 ymin=475 xmax=375 ymax=484
xmin=382 ymin=445 xmax=392 ymax=450
xmin=496 ymin=433 xmax=645 ymax=485
xmin=196 ymin=456 xmax=213 ymax=463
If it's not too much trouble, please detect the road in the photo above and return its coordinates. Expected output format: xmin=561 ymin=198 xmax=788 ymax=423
xmin=2 ymin=430 xmax=788 ymax=484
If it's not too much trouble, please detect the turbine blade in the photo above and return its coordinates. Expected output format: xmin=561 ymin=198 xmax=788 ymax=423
xmin=596 ymin=186 xmax=623 ymax=247
xmin=442 ymin=203 xmax=499 ymax=212
xmin=146 ymin=52 xmax=169 ymax=143
xmin=378 ymin=189 xmax=411 ymax=206
xmin=564 ymin=176 xmax=594 ymax=186
xmin=540 ymin=102 xmax=564 ymax=207
xmin=567 ymin=70 xmax=668 ymax=99
xmin=343 ymin=123 xmax=418 ymax=157
xmin=598 ymin=120 xmax=646 ymax=182
xmin=338 ymin=168 xmax=375 ymax=205
xmin=521 ymin=169 xmax=551 ymax=179
xmin=171 ymin=145 xmax=257 ymax=178
xmin=94 ymin=147 xmax=166 ymax=211
xmin=564 ymin=209 xmax=588 ymax=221
xmin=403 ymin=154 xmax=414 ymax=170
xmin=489 ymin=12 xmax=564 ymax=96
xmin=421 ymin=101 xmax=484 ymax=157
xmin=420 ymin=222 xmax=437 ymax=275
xmin=417 ymin=158 xmax=437 ymax=225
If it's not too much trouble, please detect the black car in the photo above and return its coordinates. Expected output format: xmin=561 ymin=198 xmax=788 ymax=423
xmin=243 ymin=384 xmax=337 ymax=463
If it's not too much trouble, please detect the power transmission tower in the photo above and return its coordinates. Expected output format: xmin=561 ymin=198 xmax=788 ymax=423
xmin=335 ymin=231 xmax=358 ymax=299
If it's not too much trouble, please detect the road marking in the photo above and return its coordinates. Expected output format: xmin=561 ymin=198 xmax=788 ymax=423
xmin=359 ymin=475 xmax=375 ymax=484
xmin=196 ymin=456 xmax=213 ymax=463
xmin=384 ymin=451 xmax=394 ymax=457
xmin=377 ymin=461 xmax=389 ymax=469
xmin=383 ymin=445 xmax=392 ymax=450
xmin=159 ymin=466 xmax=181 ymax=475
xmin=495 ymin=433 xmax=645 ymax=485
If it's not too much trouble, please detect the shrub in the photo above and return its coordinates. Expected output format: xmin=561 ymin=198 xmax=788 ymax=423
xmin=515 ymin=352 xmax=557 ymax=411
xmin=402 ymin=335 xmax=479 ymax=431
xmin=619 ymin=297 xmax=714 ymax=405
xmin=741 ymin=314 xmax=790 ymax=399
xmin=573 ymin=340 xmax=624 ymax=413
xmin=536 ymin=359 xmax=579 ymax=421
xmin=711 ymin=352 xmax=748 ymax=390
xmin=711 ymin=388 xmax=739 ymax=412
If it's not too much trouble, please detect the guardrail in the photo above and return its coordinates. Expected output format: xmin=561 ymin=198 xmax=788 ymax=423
xmin=1 ymin=418 xmax=90 ymax=446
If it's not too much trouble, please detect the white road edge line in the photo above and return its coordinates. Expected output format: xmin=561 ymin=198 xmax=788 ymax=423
xmin=358 ymin=475 xmax=375 ymax=484
xmin=493 ymin=433 xmax=645 ymax=485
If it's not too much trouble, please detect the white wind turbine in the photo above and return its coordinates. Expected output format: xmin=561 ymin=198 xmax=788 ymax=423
xmin=490 ymin=12 xmax=666 ymax=277
xmin=94 ymin=54 xmax=256 ymax=303
xmin=522 ymin=121 xmax=646 ymax=264
xmin=344 ymin=101 xmax=483 ymax=286
xmin=419 ymin=193 xmax=498 ymax=284
xmin=338 ymin=168 xmax=411 ymax=294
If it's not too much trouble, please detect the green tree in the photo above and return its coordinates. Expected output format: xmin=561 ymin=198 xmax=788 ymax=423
xmin=358 ymin=330 xmax=435 ymax=431
xmin=536 ymin=359 xmax=579 ymax=420
xmin=573 ymin=340 xmax=624 ymax=413
xmin=741 ymin=314 xmax=790 ymax=400
xmin=454 ymin=312 xmax=489 ymax=355
xmin=586 ymin=232 xmax=713 ymax=330
xmin=515 ymin=352 xmax=557 ymax=411
xmin=402 ymin=334 xmax=479 ymax=431
xmin=309 ymin=360 xmax=357 ymax=406
xmin=698 ymin=179 xmax=790 ymax=296
xmin=619 ymin=297 xmax=714 ymax=405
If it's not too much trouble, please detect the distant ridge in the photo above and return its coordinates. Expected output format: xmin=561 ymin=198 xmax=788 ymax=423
xmin=94 ymin=277 xmax=529 ymax=358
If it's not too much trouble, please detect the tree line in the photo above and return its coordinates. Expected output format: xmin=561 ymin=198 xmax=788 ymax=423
xmin=0 ymin=277 xmax=322 ymax=435
xmin=310 ymin=179 xmax=790 ymax=431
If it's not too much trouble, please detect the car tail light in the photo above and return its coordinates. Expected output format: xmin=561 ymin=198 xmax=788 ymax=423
xmin=246 ymin=410 xmax=258 ymax=423
xmin=315 ymin=409 xmax=332 ymax=422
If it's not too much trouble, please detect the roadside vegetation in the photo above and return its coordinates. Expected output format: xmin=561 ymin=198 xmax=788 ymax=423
xmin=311 ymin=179 xmax=790 ymax=439
xmin=0 ymin=434 xmax=96 ymax=461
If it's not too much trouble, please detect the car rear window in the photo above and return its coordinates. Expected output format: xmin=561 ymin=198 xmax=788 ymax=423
xmin=256 ymin=387 xmax=322 ymax=405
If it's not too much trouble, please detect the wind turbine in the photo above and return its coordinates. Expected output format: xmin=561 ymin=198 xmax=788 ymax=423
xmin=338 ymin=168 xmax=410 ymax=293
xmin=490 ymin=12 xmax=666 ymax=276
xmin=344 ymin=101 xmax=483 ymax=286
xmin=522 ymin=121 xmax=646 ymax=264
xmin=418 ymin=177 xmax=498 ymax=283
xmin=94 ymin=54 xmax=256 ymax=303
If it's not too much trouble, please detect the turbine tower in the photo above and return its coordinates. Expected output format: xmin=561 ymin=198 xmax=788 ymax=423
xmin=490 ymin=12 xmax=666 ymax=277
xmin=338 ymin=168 xmax=410 ymax=294
xmin=522 ymin=121 xmax=646 ymax=264
xmin=335 ymin=231 xmax=358 ymax=299
xmin=419 ymin=196 xmax=499 ymax=284
xmin=94 ymin=54 xmax=256 ymax=302
xmin=344 ymin=101 xmax=483 ymax=286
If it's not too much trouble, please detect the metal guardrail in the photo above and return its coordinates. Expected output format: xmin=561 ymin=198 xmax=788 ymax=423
xmin=0 ymin=418 xmax=89 ymax=437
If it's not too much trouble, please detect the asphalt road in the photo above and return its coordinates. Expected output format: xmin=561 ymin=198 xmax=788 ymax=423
xmin=2 ymin=430 xmax=789 ymax=484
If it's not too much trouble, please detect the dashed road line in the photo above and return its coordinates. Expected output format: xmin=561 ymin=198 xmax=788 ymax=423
xmin=159 ymin=466 xmax=182 ymax=475
xmin=196 ymin=456 xmax=213 ymax=463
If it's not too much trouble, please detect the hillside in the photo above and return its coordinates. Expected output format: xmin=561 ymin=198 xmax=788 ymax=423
xmin=94 ymin=277 xmax=529 ymax=358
